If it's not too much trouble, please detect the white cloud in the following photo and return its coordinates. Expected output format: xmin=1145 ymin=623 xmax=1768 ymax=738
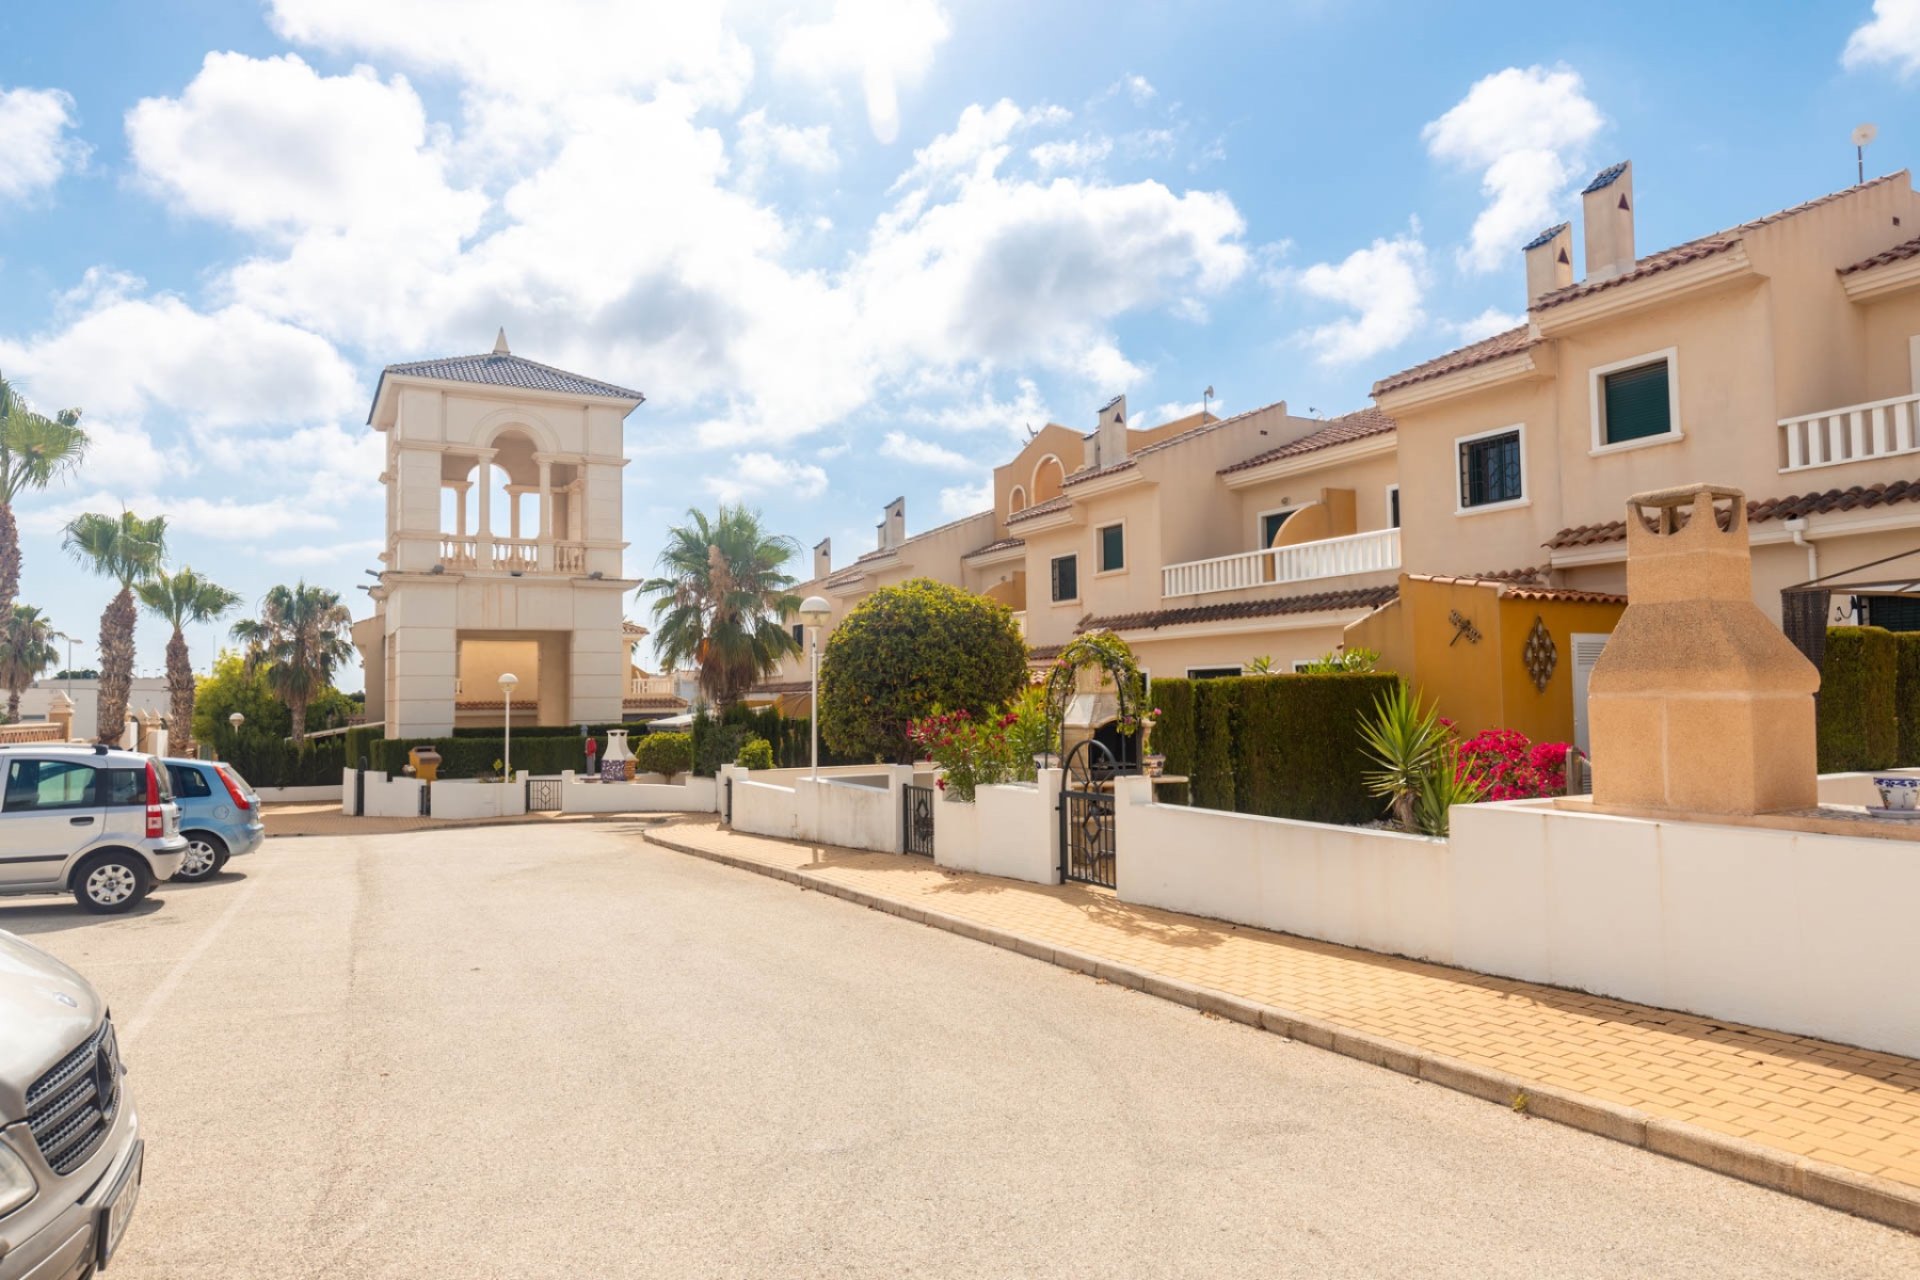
xmin=0 ymin=269 xmax=361 ymax=428
xmin=1445 ymin=306 xmax=1525 ymax=342
xmin=0 ymin=86 xmax=89 ymax=203
xmin=1030 ymin=136 xmax=1112 ymax=171
xmin=735 ymin=108 xmax=838 ymax=187
xmin=128 ymin=54 xmax=482 ymax=241
xmin=1292 ymin=229 xmax=1429 ymax=365
xmin=905 ymin=377 xmax=1050 ymax=437
xmin=1138 ymin=398 xmax=1220 ymax=427
xmin=1119 ymin=74 xmax=1156 ymax=105
xmin=1423 ymin=65 xmax=1603 ymax=273
xmin=17 ymin=488 xmax=336 ymax=540
xmin=891 ymin=99 xmax=1064 ymax=191
xmin=73 ymin=420 xmax=189 ymax=489
xmin=938 ymin=478 xmax=992 ymax=517
xmin=1845 ymin=0 xmax=1920 ymax=76
xmin=265 ymin=537 xmax=383 ymax=567
xmin=879 ymin=430 xmax=976 ymax=469
xmin=706 ymin=452 xmax=828 ymax=502
xmin=217 ymin=423 xmax=386 ymax=504
xmin=267 ymin=0 xmax=754 ymax=110
xmin=775 ymin=0 xmax=951 ymax=144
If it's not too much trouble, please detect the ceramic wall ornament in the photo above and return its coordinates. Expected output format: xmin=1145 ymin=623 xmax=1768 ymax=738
xmin=1523 ymin=616 xmax=1558 ymax=693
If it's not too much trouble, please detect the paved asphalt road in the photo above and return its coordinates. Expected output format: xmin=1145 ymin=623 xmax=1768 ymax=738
xmin=9 ymin=820 xmax=1920 ymax=1279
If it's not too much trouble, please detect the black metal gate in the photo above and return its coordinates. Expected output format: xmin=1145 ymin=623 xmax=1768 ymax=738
xmin=526 ymin=777 xmax=563 ymax=812
xmin=723 ymin=776 xmax=733 ymax=825
xmin=1058 ymin=739 xmax=1119 ymax=887
xmin=902 ymin=783 xmax=935 ymax=856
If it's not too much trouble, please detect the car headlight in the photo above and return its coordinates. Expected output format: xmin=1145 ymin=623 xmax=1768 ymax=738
xmin=0 ymin=1138 xmax=37 ymax=1217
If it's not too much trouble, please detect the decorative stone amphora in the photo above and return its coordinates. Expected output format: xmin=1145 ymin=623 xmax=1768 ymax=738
xmin=601 ymin=729 xmax=634 ymax=782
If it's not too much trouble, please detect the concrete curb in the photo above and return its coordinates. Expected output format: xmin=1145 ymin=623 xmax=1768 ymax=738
xmin=642 ymin=828 xmax=1920 ymax=1236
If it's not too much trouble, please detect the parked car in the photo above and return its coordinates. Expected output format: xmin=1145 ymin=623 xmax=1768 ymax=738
xmin=0 ymin=745 xmax=186 ymax=913
xmin=161 ymin=759 xmax=263 ymax=882
xmin=0 ymin=928 xmax=145 ymax=1277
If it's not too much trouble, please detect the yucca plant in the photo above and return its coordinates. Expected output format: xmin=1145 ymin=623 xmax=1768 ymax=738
xmin=1358 ymin=682 xmax=1448 ymax=831
xmin=1413 ymin=736 xmax=1488 ymax=837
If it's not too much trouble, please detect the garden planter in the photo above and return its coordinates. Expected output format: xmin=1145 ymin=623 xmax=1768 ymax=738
xmin=602 ymin=729 xmax=634 ymax=782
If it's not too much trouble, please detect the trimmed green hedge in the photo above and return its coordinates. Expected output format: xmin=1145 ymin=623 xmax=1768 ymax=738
xmin=225 ymin=734 xmax=345 ymax=788
xmin=1146 ymin=672 xmax=1396 ymax=825
xmin=1819 ymin=626 xmax=1899 ymax=772
xmin=690 ymin=704 xmax=863 ymax=775
xmin=1897 ymin=633 xmax=1920 ymax=767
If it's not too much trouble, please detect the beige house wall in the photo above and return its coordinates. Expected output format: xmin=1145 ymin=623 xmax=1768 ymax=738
xmin=1127 ymin=624 xmax=1351 ymax=680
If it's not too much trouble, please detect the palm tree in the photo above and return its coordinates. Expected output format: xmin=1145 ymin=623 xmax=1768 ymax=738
xmin=0 ymin=374 xmax=88 ymax=617
xmin=136 ymin=568 xmax=241 ymax=752
xmin=0 ymin=604 xmax=58 ymax=722
xmin=230 ymin=582 xmax=355 ymax=744
xmin=63 ymin=511 xmax=167 ymax=744
xmin=642 ymin=505 xmax=802 ymax=709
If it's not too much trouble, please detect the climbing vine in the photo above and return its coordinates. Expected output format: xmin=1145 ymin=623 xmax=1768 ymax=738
xmin=1043 ymin=631 xmax=1147 ymax=746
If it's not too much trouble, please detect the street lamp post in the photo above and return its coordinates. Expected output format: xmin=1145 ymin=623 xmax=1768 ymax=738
xmin=799 ymin=596 xmax=831 ymax=782
xmin=227 ymin=712 xmax=244 ymax=763
xmin=498 ymin=672 xmax=519 ymax=782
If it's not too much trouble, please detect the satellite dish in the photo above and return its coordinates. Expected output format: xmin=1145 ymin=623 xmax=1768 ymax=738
xmin=1853 ymin=122 xmax=1878 ymax=147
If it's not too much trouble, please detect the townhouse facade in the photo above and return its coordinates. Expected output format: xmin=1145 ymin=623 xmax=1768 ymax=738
xmin=763 ymin=161 xmax=1920 ymax=749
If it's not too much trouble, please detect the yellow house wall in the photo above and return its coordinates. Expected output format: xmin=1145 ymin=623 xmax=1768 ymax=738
xmin=1492 ymin=596 xmax=1626 ymax=744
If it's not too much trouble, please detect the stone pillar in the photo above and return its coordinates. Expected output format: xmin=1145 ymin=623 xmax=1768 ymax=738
xmin=48 ymin=691 xmax=74 ymax=742
xmin=535 ymin=456 xmax=554 ymax=571
xmin=1588 ymin=483 xmax=1820 ymax=816
xmin=474 ymin=448 xmax=497 ymax=567
xmin=449 ymin=481 xmax=471 ymax=538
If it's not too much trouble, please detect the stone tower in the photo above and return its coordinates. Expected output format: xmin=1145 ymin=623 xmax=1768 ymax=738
xmin=1587 ymin=483 xmax=1820 ymax=816
xmin=352 ymin=333 xmax=645 ymax=737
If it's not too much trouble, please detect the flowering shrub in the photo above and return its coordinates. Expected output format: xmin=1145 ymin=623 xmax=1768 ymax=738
xmin=907 ymin=708 xmax=1017 ymax=802
xmin=1457 ymin=728 xmax=1572 ymax=800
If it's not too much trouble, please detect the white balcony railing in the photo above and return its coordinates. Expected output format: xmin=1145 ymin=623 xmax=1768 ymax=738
xmin=629 ymin=674 xmax=678 ymax=697
xmin=1779 ymin=392 xmax=1920 ymax=472
xmin=555 ymin=541 xmax=586 ymax=573
xmin=490 ymin=538 xmax=540 ymax=572
xmin=440 ymin=535 xmax=478 ymax=567
xmin=1162 ymin=528 xmax=1401 ymax=600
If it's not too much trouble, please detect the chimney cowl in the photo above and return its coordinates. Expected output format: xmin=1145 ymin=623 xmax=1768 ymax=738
xmin=1092 ymin=394 xmax=1129 ymax=469
xmin=1522 ymin=222 xmax=1574 ymax=308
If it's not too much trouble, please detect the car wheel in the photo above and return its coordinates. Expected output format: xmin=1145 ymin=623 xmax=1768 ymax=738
xmin=177 ymin=833 xmax=228 ymax=882
xmin=73 ymin=852 xmax=153 ymax=914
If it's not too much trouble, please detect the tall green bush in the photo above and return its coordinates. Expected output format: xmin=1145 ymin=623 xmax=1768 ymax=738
xmin=1818 ymin=626 xmax=1898 ymax=771
xmin=1896 ymin=633 xmax=1920 ymax=767
xmin=634 ymin=732 xmax=693 ymax=778
xmin=1146 ymin=678 xmax=1196 ymax=796
xmin=1191 ymin=680 xmax=1237 ymax=812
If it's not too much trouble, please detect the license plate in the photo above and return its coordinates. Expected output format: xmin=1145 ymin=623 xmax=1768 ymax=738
xmin=97 ymin=1140 xmax=143 ymax=1268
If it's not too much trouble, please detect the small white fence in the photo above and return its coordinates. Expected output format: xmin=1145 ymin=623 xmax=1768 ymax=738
xmin=341 ymin=769 xmax=718 ymax=818
xmin=721 ymin=764 xmax=918 ymax=853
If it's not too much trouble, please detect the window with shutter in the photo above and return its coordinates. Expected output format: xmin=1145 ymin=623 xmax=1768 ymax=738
xmin=1097 ymin=523 xmax=1125 ymax=572
xmin=1601 ymin=360 xmax=1672 ymax=444
xmin=1050 ymin=554 xmax=1078 ymax=602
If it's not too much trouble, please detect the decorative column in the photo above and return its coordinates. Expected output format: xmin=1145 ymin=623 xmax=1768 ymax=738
xmin=474 ymin=449 xmax=497 ymax=569
xmin=535 ymin=455 xmax=555 ymax=571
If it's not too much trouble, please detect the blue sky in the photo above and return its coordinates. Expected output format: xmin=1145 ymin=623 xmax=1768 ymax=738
xmin=2 ymin=0 xmax=1917 ymax=690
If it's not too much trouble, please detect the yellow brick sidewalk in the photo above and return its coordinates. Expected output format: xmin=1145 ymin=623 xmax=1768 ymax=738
xmin=645 ymin=818 xmax=1920 ymax=1218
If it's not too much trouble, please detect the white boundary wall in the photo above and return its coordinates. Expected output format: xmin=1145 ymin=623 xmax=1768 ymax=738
xmin=559 ymin=772 xmax=718 ymax=813
xmin=721 ymin=764 xmax=913 ymax=853
xmin=1113 ymin=775 xmax=1920 ymax=1058
xmin=426 ymin=779 xmax=528 ymax=820
xmin=1114 ymin=777 xmax=1447 ymax=960
xmin=933 ymin=771 xmax=1063 ymax=885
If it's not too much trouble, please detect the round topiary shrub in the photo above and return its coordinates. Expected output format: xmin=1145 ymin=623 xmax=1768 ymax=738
xmin=736 ymin=736 xmax=774 ymax=771
xmin=818 ymin=577 xmax=1029 ymax=764
xmin=633 ymin=731 xmax=694 ymax=780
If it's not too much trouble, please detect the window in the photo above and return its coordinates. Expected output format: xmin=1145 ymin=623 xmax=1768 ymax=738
xmin=1599 ymin=359 xmax=1672 ymax=444
xmin=1457 ymin=427 xmax=1525 ymax=510
xmin=105 ymin=768 xmax=147 ymax=806
xmin=1864 ymin=595 xmax=1920 ymax=633
xmin=170 ymin=764 xmax=213 ymax=799
xmin=1187 ymin=666 xmax=1241 ymax=680
xmin=1292 ymin=660 xmax=1316 ymax=673
xmin=1258 ymin=508 xmax=1295 ymax=548
xmin=1050 ymin=554 xmax=1079 ymax=603
xmin=1387 ymin=485 xmax=1401 ymax=529
xmin=4 ymin=759 xmax=98 ymax=812
xmin=1097 ymin=523 xmax=1125 ymax=573
xmin=790 ymin=622 xmax=805 ymax=646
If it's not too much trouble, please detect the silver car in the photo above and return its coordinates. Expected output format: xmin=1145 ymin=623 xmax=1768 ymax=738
xmin=0 ymin=746 xmax=186 ymax=913
xmin=0 ymin=930 xmax=144 ymax=1277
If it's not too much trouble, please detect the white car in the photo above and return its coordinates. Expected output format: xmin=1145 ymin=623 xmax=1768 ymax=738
xmin=0 ymin=746 xmax=187 ymax=913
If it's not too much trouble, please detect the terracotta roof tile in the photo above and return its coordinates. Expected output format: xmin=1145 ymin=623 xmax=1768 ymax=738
xmin=747 ymin=679 xmax=812 ymax=696
xmin=1007 ymin=494 xmax=1072 ymax=524
xmin=1371 ymin=326 xmax=1537 ymax=396
xmin=1546 ymin=478 xmax=1920 ymax=550
xmin=1079 ymin=585 xmax=1398 ymax=634
xmin=1061 ymin=458 xmax=1137 ymax=487
xmin=1409 ymin=572 xmax=1623 ymax=604
xmin=965 ymin=536 xmax=1025 ymax=557
xmin=1218 ymin=407 xmax=1395 ymax=474
xmin=1841 ymin=234 xmax=1920 ymax=276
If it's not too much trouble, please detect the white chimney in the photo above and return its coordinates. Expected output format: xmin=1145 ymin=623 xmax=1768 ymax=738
xmin=1580 ymin=161 xmax=1636 ymax=283
xmin=813 ymin=537 xmax=831 ymax=580
xmin=1523 ymin=222 xmax=1574 ymax=307
xmin=878 ymin=497 xmax=906 ymax=551
xmin=1092 ymin=394 xmax=1128 ymax=469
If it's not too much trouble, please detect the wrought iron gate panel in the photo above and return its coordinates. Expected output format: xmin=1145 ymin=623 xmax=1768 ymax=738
xmin=1059 ymin=788 xmax=1116 ymax=887
xmin=902 ymin=783 xmax=935 ymax=856
xmin=526 ymin=777 xmax=563 ymax=812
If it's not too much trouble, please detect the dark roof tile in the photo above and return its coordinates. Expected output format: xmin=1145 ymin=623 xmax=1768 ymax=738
xmin=1546 ymin=478 xmax=1920 ymax=550
xmin=965 ymin=536 xmax=1025 ymax=557
xmin=1079 ymin=585 xmax=1397 ymax=634
xmin=378 ymin=351 xmax=645 ymax=404
xmin=1582 ymin=161 xmax=1629 ymax=194
xmin=1522 ymin=222 xmax=1570 ymax=251
xmin=1841 ymin=234 xmax=1920 ymax=276
xmin=1218 ymin=407 xmax=1395 ymax=474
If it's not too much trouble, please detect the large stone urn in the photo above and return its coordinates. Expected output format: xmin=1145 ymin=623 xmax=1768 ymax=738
xmin=1587 ymin=483 xmax=1820 ymax=816
xmin=601 ymin=729 xmax=634 ymax=782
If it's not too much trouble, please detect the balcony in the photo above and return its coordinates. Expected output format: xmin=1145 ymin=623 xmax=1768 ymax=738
xmin=1779 ymin=392 xmax=1920 ymax=473
xmin=1162 ymin=528 xmax=1401 ymax=600
xmin=435 ymin=536 xmax=590 ymax=574
xmin=629 ymin=674 xmax=678 ymax=698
